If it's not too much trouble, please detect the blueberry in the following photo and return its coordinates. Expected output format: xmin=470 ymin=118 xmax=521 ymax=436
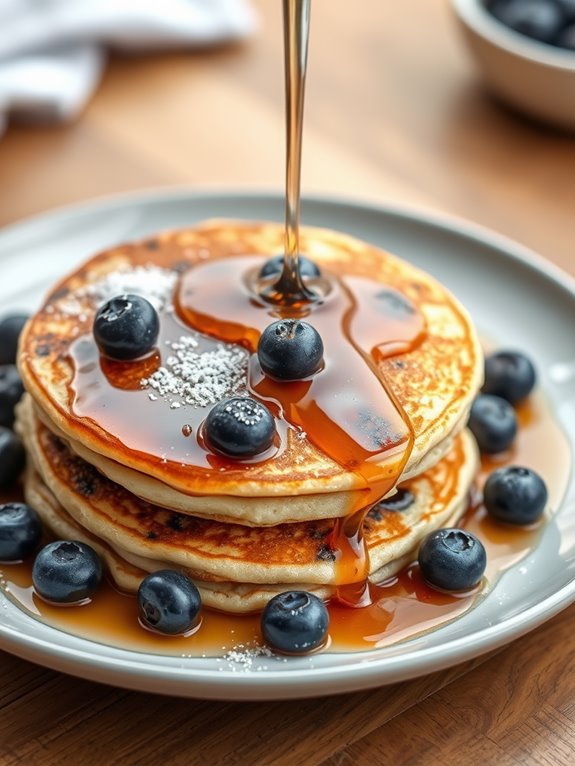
xmin=138 ymin=570 xmax=201 ymax=635
xmin=418 ymin=528 xmax=487 ymax=591
xmin=468 ymin=394 xmax=518 ymax=454
xmin=32 ymin=540 xmax=102 ymax=603
xmin=0 ymin=313 xmax=29 ymax=365
xmin=482 ymin=350 xmax=536 ymax=404
xmin=0 ymin=427 xmax=25 ymax=488
xmin=484 ymin=466 xmax=548 ymax=525
xmin=204 ymin=396 xmax=276 ymax=458
xmin=0 ymin=503 xmax=42 ymax=562
xmin=487 ymin=0 xmax=565 ymax=43
xmin=257 ymin=320 xmax=324 ymax=381
xmin=261 ymin=591 xmax=329 ymax=653
xmin=93 ymin=294 xmax=159 ymax=361
xmin=259 ymin=254 xmax=321 ymax=279
xmin=0 ymin=365 xmax=25 ymax=428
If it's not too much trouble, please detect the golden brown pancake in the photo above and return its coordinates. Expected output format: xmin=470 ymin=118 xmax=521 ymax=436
xmin=17 ymin=399 xmax=478 ymax=596
xmin=22 ymin=466 xmax=330 ymax=612
xmin=18 ymin=221 xmax=483 ymax=515
xmin=30 ymin=398 xmax=461 ymax=526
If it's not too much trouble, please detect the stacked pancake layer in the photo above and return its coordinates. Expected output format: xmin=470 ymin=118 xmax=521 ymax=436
xmin=17 ymin=221 xmax=483 ymax=612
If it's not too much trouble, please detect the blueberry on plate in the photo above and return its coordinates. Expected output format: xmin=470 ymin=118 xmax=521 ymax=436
xmin=0 ymin=313 xmax=29 ymax=366
xmin=93 ymin=294 xmax=159 ymax=361
xmin=32 ymin=540 xmax=102 ymax=603
xmin=204 ymin=396 xmax=276 ymax=458
xmin=482 ymin=350 xmax=536 ymax=404
xmin=138 ymin=570 xmax=201 ymax=635
xmin=0 ymin=427 xmax=26 ymax=488
xmin=487 ymin=0 xmax=565 ymax=44
xmin=0 ymin=364 xmax=25 ymax=428
xmin=259 ymin=254 xmax=321 ymax=279
xmin=257 ymin=320 xmax=324 ymax=381
xmin=261 ymin=591 xmax=329 ymax=654
xmin=0 ymin=503 xmax=42 ymax=562
xmin=484 ymin=466 xmax=548 ymax=525
xmin=468 ymin=394 xmax=518 ymax=454
xmin=418 ymin=528 xmax=487 ymax=591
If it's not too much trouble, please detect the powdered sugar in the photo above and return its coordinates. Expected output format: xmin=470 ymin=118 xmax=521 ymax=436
xmin=85 ymin=265 xmax=178 ymax=310
xmin=59 ymin=265 xmax=177 ymax=315
xmin=142 ymin=335 xmax=248 ymax=409
xmin=213 ymin=643 xmax=281 ymax=672
xmin=208 ymin=643 xmax=318 ymax=672
xmin=57 ymin=298 xmax=84 ymax=317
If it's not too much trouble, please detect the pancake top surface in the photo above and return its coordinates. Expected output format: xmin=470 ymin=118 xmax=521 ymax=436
xmin=19 ymin=220 xmax=482 ymax=497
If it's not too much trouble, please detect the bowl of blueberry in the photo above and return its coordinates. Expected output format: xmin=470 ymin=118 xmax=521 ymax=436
xmin=451 ymin=0 xmax=575 ymax=129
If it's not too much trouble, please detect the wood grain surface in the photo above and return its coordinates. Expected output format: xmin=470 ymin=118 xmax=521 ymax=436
xmin=1 ymin=1 xmax=574 ymax=764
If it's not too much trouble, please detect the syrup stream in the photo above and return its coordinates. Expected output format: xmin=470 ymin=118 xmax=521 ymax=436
xmin=175 ymin=1 xmax=418 ymax=606
xmin=264 ymin=0 xmax=315 ymax=307
xmin=174 ymin=254 xmax=422 ymax=602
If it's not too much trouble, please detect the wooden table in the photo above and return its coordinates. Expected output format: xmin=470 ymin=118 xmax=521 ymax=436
xmin=1 ymin=1 xmax=574 ymax=764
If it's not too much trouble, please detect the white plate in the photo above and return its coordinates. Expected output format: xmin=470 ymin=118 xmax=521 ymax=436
xmin=0 ymin=190 xmax=574 ymax=700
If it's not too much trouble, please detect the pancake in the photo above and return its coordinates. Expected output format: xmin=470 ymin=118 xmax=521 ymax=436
xmin=24 ymin=463 xmax=471 ymax=613
xmin=17 ymin=399 xmax=479 ymax=592
xmin=23 ymin=465 xmax=330 ymax=612
xmin=18 ymin=221 xmax=483 ymax=518
xmin=30 ymin=398 xmax=462 ymax=525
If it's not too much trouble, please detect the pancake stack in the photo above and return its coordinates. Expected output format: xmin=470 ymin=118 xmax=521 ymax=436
xmin=16 ymin=221 xmax=483 ymax=613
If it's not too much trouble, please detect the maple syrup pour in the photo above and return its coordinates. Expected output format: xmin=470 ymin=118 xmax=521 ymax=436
xmin=67 ymin=246 xmax=426 ymax=602
xmin=262 ymin=0 xmax=316 ymax=307
xmin=1 ymin=391 xmax=570 ymax=654
xmin=176 ymin=256 xmax=425 ymax=594
xmin=70 ymin=0 xmax=422 ymax=604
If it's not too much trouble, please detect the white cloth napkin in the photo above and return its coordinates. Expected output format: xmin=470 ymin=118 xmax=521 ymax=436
xmin=0 ymin=0 xmax=257 ymax=134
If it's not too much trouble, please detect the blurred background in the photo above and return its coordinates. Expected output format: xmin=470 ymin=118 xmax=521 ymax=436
xmin=0 ymin=0 xmax=573 ymax=272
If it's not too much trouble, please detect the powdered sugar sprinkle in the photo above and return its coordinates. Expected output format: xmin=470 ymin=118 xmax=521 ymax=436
xmin=142 ymin=335 xmax=248 ymax=409
xmin=213 ymin=643 xmax=283 ymax=672
xmin=59 ymin=265 xmax=178 ymax=315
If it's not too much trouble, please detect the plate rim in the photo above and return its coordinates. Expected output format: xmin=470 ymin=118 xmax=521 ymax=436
xmin=2 ymin=184 xmax=574 ymax=292
xmin=1 ymin=187 xmax=574 ymax=699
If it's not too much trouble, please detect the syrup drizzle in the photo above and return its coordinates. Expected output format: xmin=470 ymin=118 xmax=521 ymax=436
xmin=65 ymin=0 xmax=427 ymax=607
xmin=176 ymin=257 xmax=425 ymax=597
xmin=67 ymin=246 xmax=427 ymax=604
xmin=259 ymin=0 xmax=418 ymax=601
xmin=262 ymin=0 xmax=315 ymax=307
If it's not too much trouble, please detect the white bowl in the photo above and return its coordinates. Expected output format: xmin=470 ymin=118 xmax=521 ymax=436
xmin=452 ymin=0 xmax=575 ymax=130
